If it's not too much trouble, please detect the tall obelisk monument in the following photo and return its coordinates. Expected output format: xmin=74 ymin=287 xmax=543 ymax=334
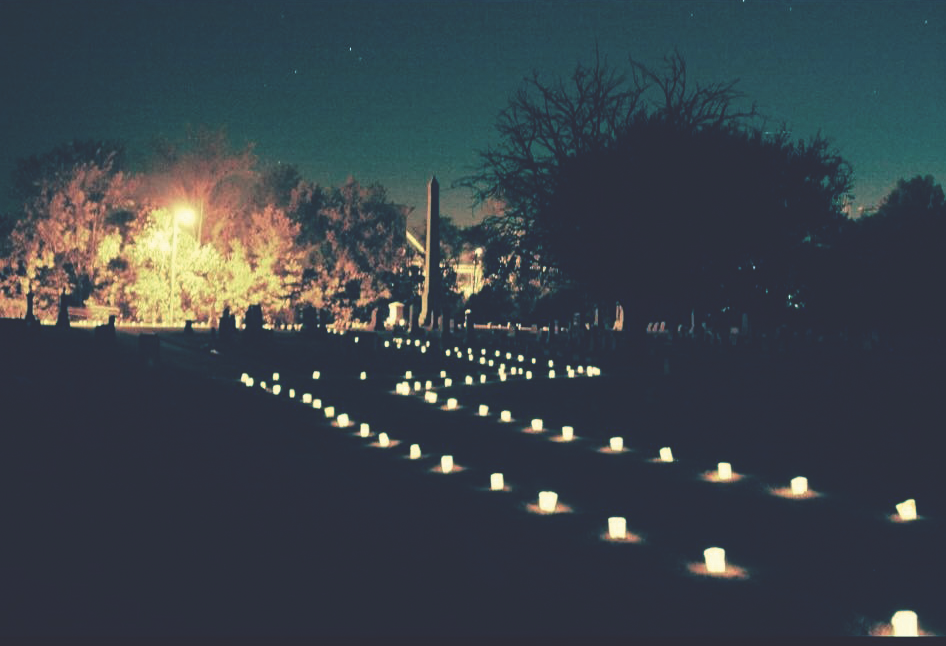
xmin=419 ymin=176 xmax=440 ymax=329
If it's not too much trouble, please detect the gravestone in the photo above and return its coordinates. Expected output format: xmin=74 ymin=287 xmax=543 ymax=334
xmin=244 ymin=304 xmax=264 ymax=339
xmin=56 ymin=288 xmax=70 ymax=329
xmin=95 ymin=315 xmax=116 ymax=343
xmin=300 ymin=306 xmax=317 ymax=335
xmin=24 ymin=284 xmax=36 ymax=326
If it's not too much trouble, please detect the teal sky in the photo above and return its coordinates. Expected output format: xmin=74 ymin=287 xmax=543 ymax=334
xmin=2 ymin=0 xmax=944 ymax=227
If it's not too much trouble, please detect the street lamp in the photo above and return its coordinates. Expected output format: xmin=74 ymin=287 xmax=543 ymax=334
xmin=168 ymin=205 xmax=196 ymax=324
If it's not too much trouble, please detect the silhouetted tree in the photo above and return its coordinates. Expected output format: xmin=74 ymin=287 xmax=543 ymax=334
xmin=465 ymin=50 xmax=852 ymax=335
xmin=543 ymin=125 xmax=851 ymax=333
xmin=814 ymin=175 xmax=946 ymax=346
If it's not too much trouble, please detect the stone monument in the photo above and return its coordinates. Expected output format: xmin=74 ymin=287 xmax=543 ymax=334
xmin=419 ymin=176 xmax=440 ymax=330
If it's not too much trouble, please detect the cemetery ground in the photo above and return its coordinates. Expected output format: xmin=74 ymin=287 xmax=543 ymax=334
xmin=1 ymin=322 xmax=943 ymax=638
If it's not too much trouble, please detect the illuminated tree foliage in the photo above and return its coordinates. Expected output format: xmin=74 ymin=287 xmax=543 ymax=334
xmin=1 ymin=136 xmax=411 ymax=326
xmin=146 ymin=126 xmax=258 ymax=249
xmin=1 ymin=142 xmax=136 ymax=317
xmin=293 ymin=177 xmax=409 ymax=324
xmin=125 ymin=205 xmax=302 ymax=324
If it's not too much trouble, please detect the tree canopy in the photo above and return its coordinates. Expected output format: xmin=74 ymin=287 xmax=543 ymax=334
xmin=465 ymin=51 xmax=853 ymax=331
xmin=1 ymin=132 xmax=413 ymax=326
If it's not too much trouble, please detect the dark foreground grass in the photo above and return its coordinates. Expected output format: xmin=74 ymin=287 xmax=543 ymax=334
xmin=0 ymin=325 xmax=942 ymax=638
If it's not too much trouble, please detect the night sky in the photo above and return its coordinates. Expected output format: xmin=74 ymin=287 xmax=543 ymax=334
xmin=2 ymin=0 xmax=943 ymax=228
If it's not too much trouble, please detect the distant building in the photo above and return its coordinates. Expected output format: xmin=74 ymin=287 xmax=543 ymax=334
xmin=406 ymin=227 xmax=484 ymax=299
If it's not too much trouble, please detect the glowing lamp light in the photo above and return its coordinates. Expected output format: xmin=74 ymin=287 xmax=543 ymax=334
xmin=446 ymin=398 xmax=458 ymax=410
xmin=896 ymin=498 xmax=917 ymax=521
xmin=659 ymin=447 xmax=674 ymax=462
xmin=608 ymin=516 xmax=627 ymax=540
xmin=288 ymin=388 xmax=295 ymax=399
xmin=441 ymin=455 xmax=454 ymax=473
xmin=409 ymin=444 xmax=421 ymax=459
xmin=577 ymin=366 xmax=584 ymax=374
xmin=549 ymin=370 xmax=556 ymax=379
xmin=538 ymin=491 xmax=558 ymax=513
xmin=531 ymin=418 xmax=543 ymax=431
xmin=480 ymin=374 xmax=487 ymax=384
xmin=479 ymin=357 xmax=486 ymax=365
xmin=562 ymin=426 xmax=574 ymax=441
xmin=413 ymin=381 xmax=421 ymax=391
xmin=324 ymin=406 xmax=335 ymax=418
xmin=440 ymin=370 xmax=447 ymax=378
xmin=272 ymin=372 xmax=280 ymax=381
xmin=395 ymin=382 xmax=408 ymax=395
xmin=240 ymin=372 xmax=249 ymax=383
xmin=384 ymin=340 xmax=390 ymax=348
xmin=336 ymin=413 xmax=350 ymax=427
xmin=548 ymin=359 xmax=554 ymax=367
xmin=313 ymin=398 xmax=322 ymax=409
xmin=490 ymin=473 xmax=504 ymax=491
xmin=481 ymin=349 xmax=486 ymax=355
xmin=892 ymin=610 xmax=919 ymax=637
xmin=359 ymin=423 xmax=370 ymax=437
xmin=261 ymin=381 xmax=267 ymax=389
xmin=500 ymin=410 xmax=512 ymax=422
xmin=302 ymin=393 xmax=312 ymax=404
xmin=609 ymin=436 xmax=624 ymax=452
xmin=791 ymin=476 xmax=808 ymax=496
xmin=526 ymin=371 xmax=533 ymax=380
xmin=495 ymin=350 xmax=500 ymax=357
xmin=424 ymin=391 xmax=438 ymax=404
xmin=420 ymin=346 xmax=427 ymax=354
xmin=245 ymin=377 xmax=254 ymax=387
xmin=425 ymin=380 xmax=433 ymax=390
xmin=506 ymin=352 xmax=512 ymax=359
xmin=488 ymin=359 xmax=494 ymax=367
xmin=378 ymin=432 xmax=390 ymax=447
xmin=499 ymin=373 xmax=507 ymax=382
xmin=517 ymin=354 xmax=524 ymax=362
xmin=718 ymin=462 xmax=732 ymax=480
xmin=414 ymin=339 xmax=421 ymax=347
xmin=272 ymin=384 xmax=282 ymax=396
xmin=359 ymin=371 xmax=366 ymax=380
xmin=405 ymin=371 xmax=412 ymax=379
xmin=531 ymin=358 xmax=536 ymax=364
xmin=444 ymin=378 xmax=452 ymax=387
xmin=465 ymin=376 xmax=474 ymax=385
xmin=312 ymin=371 xmax=320 ymax=380
xmin=478 ymin=404 xmax=489 ymax=416
xmin=704 ymin=547 xmax=726 ymax=574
